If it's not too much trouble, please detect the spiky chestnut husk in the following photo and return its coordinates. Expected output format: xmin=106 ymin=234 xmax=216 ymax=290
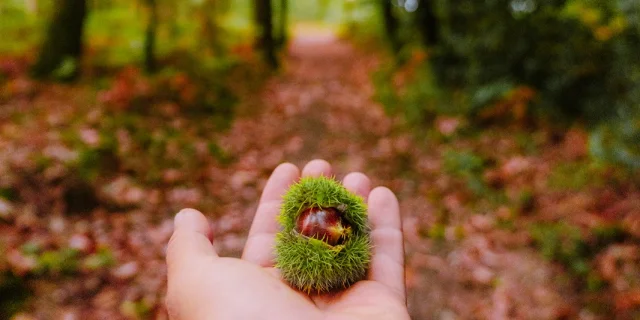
xmin=275 ymin=176 xmax=371 ymax=294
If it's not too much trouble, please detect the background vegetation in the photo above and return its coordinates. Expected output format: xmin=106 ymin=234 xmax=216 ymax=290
xmin=0 ymin=0 xmax=639 ymax=319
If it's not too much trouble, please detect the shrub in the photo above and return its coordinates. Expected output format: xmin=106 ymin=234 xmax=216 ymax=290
xmin=429 ymin=0 xmax=640 ymax=124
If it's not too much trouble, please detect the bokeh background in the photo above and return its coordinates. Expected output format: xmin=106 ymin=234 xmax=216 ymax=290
xmin=1 ymin=0 xmax=639 ymax=319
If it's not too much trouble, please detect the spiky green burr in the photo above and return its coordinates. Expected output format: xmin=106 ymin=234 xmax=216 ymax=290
xmin=275 ymin=176 xmax=371 ymax=293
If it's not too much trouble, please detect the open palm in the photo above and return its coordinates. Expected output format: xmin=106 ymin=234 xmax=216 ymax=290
xmin=165 ymin=160 xmax=410 ymax=319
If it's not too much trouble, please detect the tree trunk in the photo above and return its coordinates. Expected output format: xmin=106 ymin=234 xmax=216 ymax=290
xmin=380 ymin=0 xmax=401 ymax=53
xmin=253 ymin=0 xmax=277 ymax=68
xmin=167 ymin=0 xmax=180 ymax=41
xmin=275 ymin=0 xmax=288 ymax=50
xmin=31 ymin=0 xmax=87 ymax=80
xmin=144 ymin=0 xmax=158 ymax=73
xmin=417 ymin=0 xmax=439 ymax=46
xmin=344 ymin=0 xmax=356 ymax=34
xmin=200 ymin=0 xmax=222 ymax=54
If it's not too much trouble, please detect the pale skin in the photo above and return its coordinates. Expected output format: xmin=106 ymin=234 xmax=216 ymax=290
xmin=165 ymin=159 xmax=411 ymax=320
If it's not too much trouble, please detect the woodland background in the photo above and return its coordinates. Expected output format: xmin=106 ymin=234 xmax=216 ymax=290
xmin=0 ymin=0 xmax=639 ymax=319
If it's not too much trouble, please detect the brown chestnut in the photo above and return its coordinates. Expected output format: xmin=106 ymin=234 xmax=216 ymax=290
xmin=295 ymin=207 xmax=350 ymax=246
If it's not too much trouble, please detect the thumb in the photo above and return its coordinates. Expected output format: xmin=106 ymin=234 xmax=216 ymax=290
xmin=166 ymin=208 xmax=217 ymax=277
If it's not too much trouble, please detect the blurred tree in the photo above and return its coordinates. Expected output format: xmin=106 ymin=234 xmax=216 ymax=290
xmin=166 ymin=0 xmax=180 ymax=40
xmin=275 ymin=0 xmax=288 ymax=50
xmin=143 ymin=0 xmax=158 ymax=73
xmin=416 ymin=0 xmax=438 ymax=46
xmin=199 ymin=0 xmax=223 ymax=54
xmin=253 ymin=0 xmax=278 ymax=68
xmin=31 ymin=0 xmax=87 ymax=80
xmin=380 ymin=0 xmax=401 ymax=53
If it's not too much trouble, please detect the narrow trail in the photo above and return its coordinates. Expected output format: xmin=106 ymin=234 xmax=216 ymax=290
xmin=1 ymin=34 xmax=597 ymax=319
xmin=216 ymin=36 xmax=574 ymax=319
xmin=221 ymin=35 xmax=395 ymax=175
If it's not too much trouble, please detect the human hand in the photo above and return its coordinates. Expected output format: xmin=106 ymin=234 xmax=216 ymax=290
xmin=165 ymin=160 xmax=410 ymax=320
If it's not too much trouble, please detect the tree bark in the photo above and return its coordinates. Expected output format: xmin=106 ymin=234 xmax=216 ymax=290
xmin=200 ymin=0 xmax=223 ymax=54
xmin=275 ymin=0 xmax=288 ymax=50
xmin=253 ymin=0 xmax=277 ymax=68
xmin=380 ymin=0 xmax=401 ymax=53
xmin=144 ymin=0 xmax=158 ymax=73
xmin=31 ymin=0 xmax=87 ymax=80
xmin=417 ymin=0 xmax=439 ymax=46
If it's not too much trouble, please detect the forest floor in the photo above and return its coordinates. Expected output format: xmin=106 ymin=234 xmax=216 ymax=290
xmin=1 ymin=34 xmax=639 ymax=319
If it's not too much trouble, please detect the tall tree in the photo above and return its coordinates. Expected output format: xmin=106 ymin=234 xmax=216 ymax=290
xmin=253 ymin=0 xmax=277 ymax=68
xmin=416 ymin=0 xmax=438 ymax=46
xmin=143 ymin=0 xmax=158 ymax=73
xmin=199 ymin=0 xmax=223 ymax=54
xmin=31 ymin=0 xmax=87 ymax=80
xmin=380 ymin=0 xmax=401 ymax=53
xmin=275 ymin=0 xmax=288 ymax=50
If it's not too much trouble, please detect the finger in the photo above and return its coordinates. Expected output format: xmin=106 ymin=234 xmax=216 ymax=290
xmin=367 ymin=187 xmax=405 ymax=301
xmin=259 ymin=163 xmax=301 ymax=204
xmin=166 ymin=208 xmax=217 ymax=278
xmin=301 ymin=159 xmax=332 ymax=177
xmin=242 ymin=163 xmax=300 ymax=266
xmin=342 ymin=172 xmax=371 ymax=201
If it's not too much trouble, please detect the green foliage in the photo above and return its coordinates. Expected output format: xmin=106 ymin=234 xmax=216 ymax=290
xmin=426 ymin=223 xmax=446 ymax=240
xmin=373 ymin=0 xmax=640 ymax=170
xmin=120 ymin=299 xmax=152 ymax=319
xmin=84 ymin=4 xmax=192 ymax=68
xmin=0 ymin=272 xmax=30 ymax=319
xmin=55 ymin=56 xmax=238 ymax=187
xmin=547 ymin=161 xmax=604 ymax=190
xmin=275 ymin=176 xmax=371 ymax=293
xmin=589 ymin=116 xmax=640 ymax=170
xmin=339 ymin=0 xmax=387 ymax=42
xmin=289 ymin=0 xmax=343 ymax=23
xmin=0 ymin=4 xmax=43 ymax=55
xmin=83 ymin=247 xmax=116 ymax=271
xmin=373 ymin=61 xmax=443 ymax=125
xmin=442 ymin=149 xmax=489 ymax=196
xmin=429 ymin=0 xmax=640 ymax=122
xmin=530 ymin=221 xmax=629 ymax=289
xmin=530 ymin=222 xmax=590 ymax=276
xmin=155 ymin=54 xmax=238 ymax=125
xmin=0 ymin=187 xmax=18 ymax=202
xmin=591 ymin=224 xmax=627 ymax=249
xmin=52 ymin=56 xmax=79 ymax=81
xmin=35 ymin=248 xmax=81 ymax=276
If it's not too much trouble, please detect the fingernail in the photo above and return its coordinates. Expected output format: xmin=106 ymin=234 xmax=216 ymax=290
xmin=174 ymin=209 xmax=187 ymax=227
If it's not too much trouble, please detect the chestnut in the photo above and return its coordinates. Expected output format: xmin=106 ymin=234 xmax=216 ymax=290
xmin=295 ymin=207 xmax=350 ymax=246
xmin=276 ymin=176 xmax=371 ymax=293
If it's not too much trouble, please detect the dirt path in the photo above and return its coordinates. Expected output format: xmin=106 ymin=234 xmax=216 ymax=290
xmin=217 ymin=36 xmax=575 ymax=319
xmin=3 ymin=34 xmax=612 ymax=319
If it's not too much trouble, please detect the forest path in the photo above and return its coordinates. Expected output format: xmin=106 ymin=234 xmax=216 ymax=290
xmin=0 ymin=31 xmax=628 ymax=320
xmin=221 ymin=35 xmax=399 ymax=183
xmin=217 ymin=36 xmax=575 ymax=319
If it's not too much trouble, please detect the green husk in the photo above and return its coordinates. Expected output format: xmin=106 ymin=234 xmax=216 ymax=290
xmin=275 ymin=176 xmax=371 ymax=293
